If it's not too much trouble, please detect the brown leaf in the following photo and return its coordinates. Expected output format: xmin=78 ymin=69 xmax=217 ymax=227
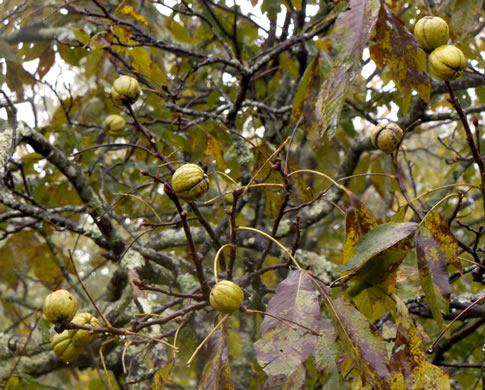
xmin=6 ymin=61 xmax=34 ymax=100
xmin=333 ymin=297 xmax=392 ymax=389
xmin=36 ymin=47 xmax=55 ymax=79
xmin=255 ymin=271 xmax=326 ymax=379
xmin=370 ymin=3 xmax=430 ymax=112
xmin=199 ymin=322 xmax=235 ymax=390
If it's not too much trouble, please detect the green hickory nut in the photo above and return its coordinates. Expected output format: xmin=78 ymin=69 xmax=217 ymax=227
xmin=68 ymin=312 xmax=100 ymax=347
xmin=414 ymin=16 xmax=449 ymax=52
xmin=371 ymin=123 xmax=403 ymax=154
xmin=43 ymin=289 xmax=78 ymax=324
xmin=111 ymin=75 xmax=141 ymax=105
xmin=171 ymin=163 xmax=209 ymax=201
xmin=51 ymin=331 xmax=84 ymax=363
xmin=210 ymin=280 xmax=244 ymax=314
xmin=104 ymin=114 xmax=126 ymax=136
xmin=429 ymin=45 xmax=466 ymax=81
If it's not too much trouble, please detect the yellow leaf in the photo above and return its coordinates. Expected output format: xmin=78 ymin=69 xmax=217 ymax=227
xmin=120 ymin=6 xmax=149 ymax=27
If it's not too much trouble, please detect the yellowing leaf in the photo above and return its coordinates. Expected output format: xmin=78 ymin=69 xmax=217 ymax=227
xmin=120 ymin=6 xmax=149 ymax=27
xmin=415 ymin=225 xmax=450 ymax=329
xmin=423 ymin=211 xmax=461 ymax=272
xmin=151 ymin=361 xmax=174 ymax=389
xmin=292 ymin=52 xmax=320 ymax=122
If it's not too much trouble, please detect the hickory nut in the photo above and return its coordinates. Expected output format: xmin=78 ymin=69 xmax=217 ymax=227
xmin=43 ymin=290 xmax=78 ymax=324
xmin=371 ymin=123 xmax=403 ymax=154
xmin=68 ymin=312 xmax=100 ymax=347
xmin=210 ymin=280 xmax=244 ymax=314
xmin=111 ymin=75 xmax=141 ymax=105
xmin=414 ymin=16 xmax=449 ymax=52
xmin=171 ymin=163 xmax=209 ymax=201
xmin=51 ymin=330 xmax=84 ymax=363
xmin=104 ymin=114 xmax=126 ymax=136
xmin=429 ymin=45 xmax=466 ymax=81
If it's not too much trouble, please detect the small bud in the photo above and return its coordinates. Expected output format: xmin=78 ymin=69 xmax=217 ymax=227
xmin=429 ymin=45 xmax=466 ymax=81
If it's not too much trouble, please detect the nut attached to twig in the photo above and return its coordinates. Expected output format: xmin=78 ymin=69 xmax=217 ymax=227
xmin=171 ymin=163 xmax=209 ymax=201
xmin=210 ymin=280 xmax=244 ymax=314
xmin=111 ymin=75 xmax=141 ymax=105
xmin=429 ymin=45 xmax=467 ymax=81
xmin=371 ymin=123 xmax=404 ymax=154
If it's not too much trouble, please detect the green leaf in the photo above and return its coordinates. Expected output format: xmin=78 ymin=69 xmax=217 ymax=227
xmin=370 ymin=3 xmax=430 ymax=112
xmin=317 ymin=0 xmax=381 ymax=138
xmin=451 ymin=0 xmax=483 ymax=47
xmin=314 ymin=326 xmax=347 ymax=388
xmin=151 ymin=361 xmax=174 ymax=389
xmin=341 ymin=222 xmax=417 ymax=274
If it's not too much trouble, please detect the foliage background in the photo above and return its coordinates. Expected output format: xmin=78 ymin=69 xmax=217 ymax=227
xmin=0 ymin=0 xmax=484 ymax=388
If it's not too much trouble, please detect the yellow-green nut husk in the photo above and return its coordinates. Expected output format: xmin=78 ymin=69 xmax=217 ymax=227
xmin=414 ymin=16 xmax=449 ymax=52
xmin=43 ymin=290 xmax=78 ymax=324
xmin=51 ymin=331 xmax=84 ymax=363
xmin=429 ymin=45 xmax=466 ymax=81
xmin=210 ymin=280 xmax=244 ymax=314
xmin=104 ymin=114 xmax=126 ymax=136
xmin=371 ymin=123 xmax=403 ymax=154
xmin=171 ymin=163 xmax=209 ymax=201
xmin=68 ymin=312 xmax=100 ymax=347
xmin=111 ymin=75 xmax=141 ymax=104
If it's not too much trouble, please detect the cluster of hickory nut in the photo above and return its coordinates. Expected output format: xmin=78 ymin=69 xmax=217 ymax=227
xmin=414 ymin=16 xmax=467 ymax=81
xmin=370 ymin=16 xmax=468 ymax=155
xmin=103 ymin=75 xmax=142 ymax=136
xmin=43 ymin=290 xmax=100 ymax=363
